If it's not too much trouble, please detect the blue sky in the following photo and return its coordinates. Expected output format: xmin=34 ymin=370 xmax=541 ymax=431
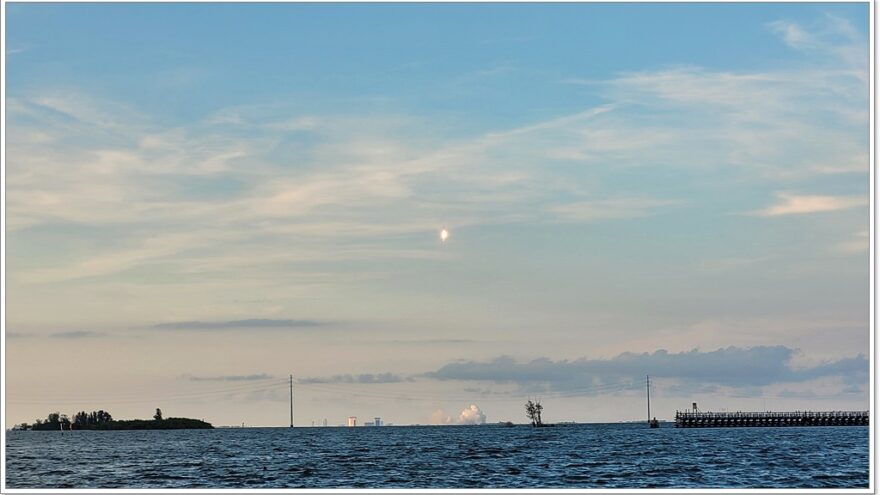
xmin=4 ymin=3 xmax=870 ymax=427
xmin=6 ymin=4 xmax=866 ymax=123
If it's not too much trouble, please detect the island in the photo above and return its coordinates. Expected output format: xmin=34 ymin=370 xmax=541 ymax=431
xmin=15 ymin=408 xmax=213 ymax=431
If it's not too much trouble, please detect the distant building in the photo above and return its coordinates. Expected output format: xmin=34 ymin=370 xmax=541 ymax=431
xmin=322 ymin=418 xmax=328 ymax=427
xmin=374 ymin=417 xmax=382 ymax=427
xmin=347 ymin=416 xmax=357 ymax=427
xmin=364 ymin=422 xmax=374 ymax=427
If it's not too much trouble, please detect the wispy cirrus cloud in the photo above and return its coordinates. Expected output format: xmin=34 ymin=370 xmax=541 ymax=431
xmin=768 ymin=14 xmax=867 ymax=70
xmin=153 ymin=319 xmax=325 ymax=330
xmin=7 ymin=95 xmax=676 ymax=285
xmin=298 ymin=373 xmax=412 ymax=385
xmin=834 ymin=230 xmax=869 ymax=255
xmin=188 ymin=373 xmax=274 ymax=382
xmin=3 ymin=7 xmax=869 ymax=427
xmin=48 ymin=330 xmax=106 ymax=339
xmin=4 ymin=14 xmax=867 ymax=342
xmin=747 ymin=192 xmax=867 ymax=217
xmin=768 ymin=20 xmax=815 ymax=49
xmin=6 ymin=45 xmax=28 ymax=56
xmin=549 ymin=197 xmax=681 ymax=223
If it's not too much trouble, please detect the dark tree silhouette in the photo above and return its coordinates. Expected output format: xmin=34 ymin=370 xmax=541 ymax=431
xmin=26 ymin=409 xmax=211 ymax=430
xmin=32 ymin=412 xmax=72 ymax=430
xmin=525 ymin=399 xmax=544 ymax=426
xmin=73 ymin=410 xmax=113 ymax=427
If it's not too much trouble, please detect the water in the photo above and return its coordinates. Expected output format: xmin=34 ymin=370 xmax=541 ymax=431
xmin=5 ymin=424 xmax=869 ymax=488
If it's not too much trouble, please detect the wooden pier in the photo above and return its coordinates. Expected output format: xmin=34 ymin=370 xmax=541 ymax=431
xmin=675 ymin=410 xmax=868 ymax=428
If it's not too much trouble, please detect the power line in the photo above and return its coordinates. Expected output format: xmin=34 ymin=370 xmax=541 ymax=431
xmin=291 ymin=379 xmax=639 ymax=402
xmin=10 ymin=375 xmax=857 ymax=408
xmin=7 ymin=379 xmax=290 ymax=405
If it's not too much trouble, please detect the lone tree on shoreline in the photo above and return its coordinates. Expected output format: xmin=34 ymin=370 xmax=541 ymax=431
xmin=525 ymin=399 xmax=544 ymax=427
xmin=154 ymin=408 xmax=163 ymax=421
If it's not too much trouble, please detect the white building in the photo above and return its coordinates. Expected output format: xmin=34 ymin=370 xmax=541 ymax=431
xmin=347 ymin=416 xmax=357 ymax=427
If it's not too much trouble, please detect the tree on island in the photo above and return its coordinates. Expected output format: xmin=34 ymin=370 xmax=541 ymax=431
xmin=73 ymin=410 xmax=113 ymax=428
xmin=31 ymin=412 xmax=72 ymax=431
xmin=24 ymin=409 xmax=212 ymax=430
xmin=525 ymin=399 xmax=544 ymax=426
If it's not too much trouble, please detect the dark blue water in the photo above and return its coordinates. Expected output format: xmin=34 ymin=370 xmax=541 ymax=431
xmin=4 ymin=424 xmax=869 ymax=488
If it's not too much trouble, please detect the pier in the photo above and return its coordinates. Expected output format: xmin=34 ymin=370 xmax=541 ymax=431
xmin=675 ymin=410 xmax=868 ymax=428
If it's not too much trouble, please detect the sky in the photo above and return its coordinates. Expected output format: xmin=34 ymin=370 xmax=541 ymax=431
xmin=3 ymin=3 xmax=870 ymax=428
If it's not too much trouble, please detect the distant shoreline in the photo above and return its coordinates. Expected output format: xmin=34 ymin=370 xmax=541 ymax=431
xmin=72 ymin=418 xmax=214 ymax=430
xmin=14 ymin=410 xmax=213 ymax=431
xmin=20 ymin=418 xmax=214 ymax=431
xmin=214 ymin=421 xmax=669 ymax=428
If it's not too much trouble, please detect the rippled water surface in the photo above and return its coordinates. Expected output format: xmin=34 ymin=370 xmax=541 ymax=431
xmin=5 ymin=424 xmax=869 ymax=488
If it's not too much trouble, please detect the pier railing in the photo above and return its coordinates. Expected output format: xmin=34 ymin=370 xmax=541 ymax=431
xmin=674 ymin=410 xmax=868 ymax=428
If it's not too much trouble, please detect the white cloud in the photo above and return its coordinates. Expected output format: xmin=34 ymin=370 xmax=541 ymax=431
xmin=549 ymin=198 xmax=680 ymax=222
xmin=567 ymin=64 xmax=866 ymax=182
xmin=768 ymin=20 xmax=815 ymax=49
xmin=429 ymin=409 xmax=453 ymax=425
xmin=4 ymin=14 xmax=867 ymax=290
xmin=6 ymin=94 xmax=679 ymax=284
xmin=697 ymin=255 xmax=773 ymax=273
xmin=429 ymin=404 xmax=487 ymax=425
xmin=834 ymin=230 xmax=869 ymax=254
xmin=748 ymin=192 xmax=867 ymax=217
xmin=19 ymin=230 xmax=234 ymax=284
xmin=768 ymin=15 xmax=867 ymax=72
xmin=457 ymin=404 xmax=487 ymax=424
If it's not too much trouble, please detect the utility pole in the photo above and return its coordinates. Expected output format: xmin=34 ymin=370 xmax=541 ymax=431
xmin=289 ymin=374 xmax=294 ymax=428
xmin=646 ymin=375 xmax=651 ymax=425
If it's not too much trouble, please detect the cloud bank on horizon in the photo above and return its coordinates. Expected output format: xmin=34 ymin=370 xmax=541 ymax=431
xmin=292 ymin=345 xmax=868 ymax=397
xmin=3 ymin=4 xmax=869 ymax=426
xmin=425 ymin=346 xmax=868 ymax=391
xmin=152 ymin=319 xmax=326 ymax=331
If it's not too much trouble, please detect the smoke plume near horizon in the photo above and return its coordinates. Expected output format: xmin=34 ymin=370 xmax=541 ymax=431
xmin=429 ymin=404 xmax=487 ymax=425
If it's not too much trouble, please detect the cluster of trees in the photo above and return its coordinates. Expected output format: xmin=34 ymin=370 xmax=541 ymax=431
xmin=29 ymin=410 xmax=113 ymax=431
xmin=96 ymin=417 xmax=213 ymax=430
xmin=73 ymin=410 xmax=113 ymax=428
xmin=16 ymin=408 xmax=213 ymax=431
xmin=31 ymin=412 xmax=72 ymax=431
xmin=525 ymin=399 xmax=544 ymax=427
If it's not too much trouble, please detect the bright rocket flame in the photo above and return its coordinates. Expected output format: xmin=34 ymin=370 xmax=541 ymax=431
xmin=440 ymin=228 xmax=449 ymax=242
